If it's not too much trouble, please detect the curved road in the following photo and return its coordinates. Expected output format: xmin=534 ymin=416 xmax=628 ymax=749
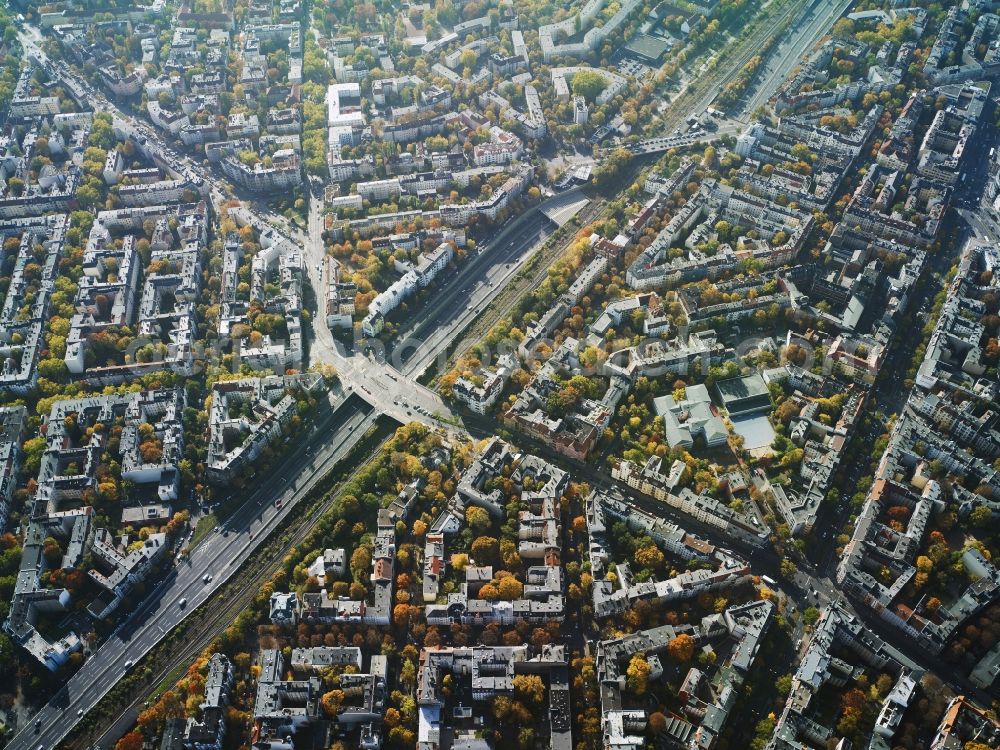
xmin=12 ymin=153 xmax=588 ymax=750
xmin=7 ymin=23 xmax=596 ymax=750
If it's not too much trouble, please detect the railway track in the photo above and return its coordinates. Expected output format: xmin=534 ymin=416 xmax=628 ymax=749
xmin=60 ymin=421 xmax=395 ymax=750
xmin=59 ymin=5 xmax=829 ymax=747
xmin=431 ymin=196 xmax=610 ymax=380
xmin=432 ymin=2 xmax=817 ymax=377
xmin=654 ymin=0 xmax=809 ymax=133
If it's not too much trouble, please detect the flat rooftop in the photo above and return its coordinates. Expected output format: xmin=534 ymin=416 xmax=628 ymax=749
xmin=713 ymin=373 xmax=773 ymax=417
xmin=622 ymin=33 xmax=672 ymax=62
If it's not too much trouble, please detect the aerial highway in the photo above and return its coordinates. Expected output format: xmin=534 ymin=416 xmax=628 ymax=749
xmin=392 ymin=192 xmax=584 ymax=377
xmin=5 ymin=33 xmax=589 ymax=750
xmin=8 ymin=396 xmax=377 ymax=750
xmin=4 ymin=2 xmax=882 ymax=744
xmin=301 ymin=184 xmax=591 ymax=401
xmin=35 ymin=184 xmax=593 ymax=750
xmin=649 ymin=0 xmax=812 ymax=134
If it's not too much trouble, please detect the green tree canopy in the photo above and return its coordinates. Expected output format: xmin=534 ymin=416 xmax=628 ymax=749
xmin=571 ymin=70 xmax=607 ymax=103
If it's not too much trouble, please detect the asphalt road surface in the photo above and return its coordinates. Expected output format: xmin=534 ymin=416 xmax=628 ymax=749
xmin=7 ymin=80 xmax=582 ymax=750
xmin=8 ymin=398 xmax=376 ymax=750
xmin=395 ymin=209 xmax=557 ymax=376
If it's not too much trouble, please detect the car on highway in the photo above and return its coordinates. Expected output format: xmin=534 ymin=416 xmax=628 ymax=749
xmin=179 ymin=598 xmax=188 ymax=608
xmin=203 ymin=574 xmax=212 ymax=584
xmin=274 ymin=499 xmax=283 ymax=509
xmin=124 ymin=660 xmax=134 ymax=669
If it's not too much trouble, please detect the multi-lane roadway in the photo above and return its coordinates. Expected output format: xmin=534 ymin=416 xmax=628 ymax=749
xmin=5 ymin=2 xmax=882 ymax=745
xmin=39 ymin=195 xmax=581 ymax=750
xmin=392 ymin=199 xmax=569 ymax=376
xmin=7 ymin=37 xmax=592 ymax=750
xmin=9 ymin=395 xmax=377 ymax=750
xmin=299 ymin=183 xmax=587 ymax=391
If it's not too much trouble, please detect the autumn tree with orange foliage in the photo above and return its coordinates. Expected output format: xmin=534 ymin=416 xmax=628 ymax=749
xmin=625 ymin=653 xmax=650 ymax=695
xmin=496 ymin=574 xmax=523 ymax=600
xmin=115 ymin=732 xmax=145 ymax=750
xmin=135 ymin=687 xmax=183 ymax=735
xmin=668 ymin=634 xmax=695 ymax=662
xmin=837 ymin=687 xmax=866 ymax=737
xmin=513 ymin=674 xmax=546 ymax=706
xmin=393 ymin=603 xmax=420 ymax=627
xmin=321 ymin=689 xmax=345 ymax=717
xmin=648 ymin=711 xmax=667 ymax=734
